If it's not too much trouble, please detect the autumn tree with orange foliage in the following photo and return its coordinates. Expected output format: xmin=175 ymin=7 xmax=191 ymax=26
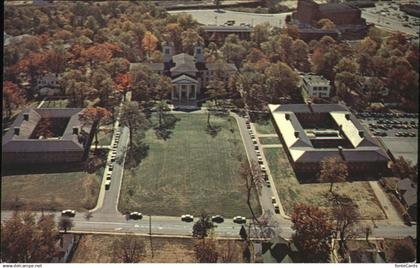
xmin=3 ymin=81 xmax=25 ymax=119
xmin=142 ymin=31 xmax=158 ymax=58
xmin=291 ymin=203 xmax=334 ymax=263
xmin=79 ymin=107 xmax=112 ymax=149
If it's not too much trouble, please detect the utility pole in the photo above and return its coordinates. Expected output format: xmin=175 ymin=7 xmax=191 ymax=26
xmin=149 ymin=215 xmax=154 ymax=258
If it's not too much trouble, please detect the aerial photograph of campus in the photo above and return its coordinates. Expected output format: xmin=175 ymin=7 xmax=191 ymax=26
xmin=1 ymin=0 xmax=418 ymax=265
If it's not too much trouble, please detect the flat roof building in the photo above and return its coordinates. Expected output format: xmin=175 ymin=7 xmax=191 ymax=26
xmin=301 ymin=74 xmax=331 ymax=98
xmin=269 ymin=103 xmax=390 ymax=176
xmin=200 ymin=25 xmax=252 ymax=45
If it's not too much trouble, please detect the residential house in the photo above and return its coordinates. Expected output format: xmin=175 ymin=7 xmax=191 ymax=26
xmin=301 ymin=73 xmax=331 ymax=98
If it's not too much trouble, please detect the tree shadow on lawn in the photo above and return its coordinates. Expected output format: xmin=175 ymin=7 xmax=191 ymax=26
xmin=154 ymin=114 xmax=180 ymax=140
xmin=2 ymin=149 xmax=108 ymax=177
xmin=123 ymin=142 xmax=150 ymax=169
xmin=295 ymin=171 xmax=390 ymax=184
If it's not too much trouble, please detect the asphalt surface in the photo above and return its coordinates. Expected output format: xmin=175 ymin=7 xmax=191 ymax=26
xmin=168 ymin=9 xmax=291 ymax=28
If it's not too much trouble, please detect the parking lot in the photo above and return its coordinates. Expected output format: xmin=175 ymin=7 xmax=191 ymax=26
xmin=356 ymin=112 xmax=418 ymax=138
xmin=361 ymin=2 xmax=420 ymax=37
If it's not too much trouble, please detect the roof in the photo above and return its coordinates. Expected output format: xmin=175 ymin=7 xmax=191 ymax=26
xmin=171 ymin=53 xmax=198 ymax=73
xmin=2 ymin=108 xmax=91 ymax=154
xmin=302 ymin=74 xmax=330 ymax=86
xmin=201 ymin=25 xmax=252 ymax=33
xmin=129 ymin=63 xmax=164 ymax=72
xmin=261 ymin=237 xmax=298 ymax=263
xmin=171 ymin=74 xmax=199 ymax=84
xmin=269 ymin=104 xmax=389 ymax=164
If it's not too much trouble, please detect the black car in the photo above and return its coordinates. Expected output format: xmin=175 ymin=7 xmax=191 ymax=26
xmin=211 ymin=215 xmax=224 ymax=224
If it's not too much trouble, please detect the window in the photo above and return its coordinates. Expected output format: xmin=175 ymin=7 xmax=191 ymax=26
xmin=182 ymin=85 xmax=187 ymax=90
xmin=196 ymin=48 xmax=202 ymax=54
xmin=165 ymin=48 xmax=170 ymax=55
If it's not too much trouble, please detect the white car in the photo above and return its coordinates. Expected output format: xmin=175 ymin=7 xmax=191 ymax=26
xmin=257 ymin=156 xmax=263 ymax=164
xmin=129 ymin=212 xmax=142 ymax=220
xmin=233 ymin=216 xmax=246 ymax=224
xmin=260 ymin=165 xmax=266 ymax=171
xmin=61 ymin=209 xmax=76 ymax=217
xmin=181 ymin=214 xmax=194 ymax=222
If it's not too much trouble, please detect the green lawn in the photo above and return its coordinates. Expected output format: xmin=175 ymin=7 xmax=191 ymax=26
xmin=258 ymin=137 xmax=280 ymax=145
xmin=1 ymin=170 xmax=103 ymax=211
xmin=251 ymin=115 xmax=276 ymax=135
xmin=97 ymin=129 xmax=113 ymax=146
xmin=1 ymin=152 xmax=106 ymax=212
xmin=263 ymin=147 xmax=386 ymax=220
xmin=119 ymin=114 xmax=261 ymax=218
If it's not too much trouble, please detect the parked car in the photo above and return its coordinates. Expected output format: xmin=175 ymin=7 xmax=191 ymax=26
xmin=266 ymin=180 xmax=271 ymax=188
xmin=129 ymin=212 xmax=142 ymax=220
xmin=61 ymin=209 xmax=76 ymax=217
xmin=106 ymin=171 xmax=112 ymax=180
xmin=274 ymin=204 xmax=280 ymax=214
xmin=105 ymin=180 xmax=111 ymax=190
xmin=181 ymin=214 xmax=194 ymax=222
xmin=211 ymin=215 xmax=224 ymax=223
xmin=233 ymin=216 xmax=246 ymax=224
xmin=108 ymin=164 xmax=113 ymax=172
xmin=271 ymin=196 xmax=276 ymax=204
xmin=257 ymin=156 xmax=263 ymax=164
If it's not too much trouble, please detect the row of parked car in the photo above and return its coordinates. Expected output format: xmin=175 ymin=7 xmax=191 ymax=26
xmin=245 ymin=115 xmax=280 ymax=215
xmin=125 ymin=213 xmax=246 ymax=224
xmin=105 ymin=130 xmax=121 ymax=190
xmin=355 ymin=112 xmax=418 ymax=118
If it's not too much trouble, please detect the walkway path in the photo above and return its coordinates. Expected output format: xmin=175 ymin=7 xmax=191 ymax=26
xmin=260 ymin=144 xmax=282 ymax=148
xmin=369 ymin=181 xmax=403 ymax=224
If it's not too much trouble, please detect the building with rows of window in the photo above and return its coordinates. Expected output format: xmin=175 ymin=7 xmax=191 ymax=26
xmin=301 ymin=74 xmax=331 ymax=98
xmin=269 ymin=103 xmax=390 ymax=177
xmin=130 ymin=42 xmax=237 ymax=106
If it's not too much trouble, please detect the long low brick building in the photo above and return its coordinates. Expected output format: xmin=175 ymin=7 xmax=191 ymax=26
xmin=2 ymin=108 xmax=94 ymax=166
xmin=269 ymin=103 xmax=390 ymax=176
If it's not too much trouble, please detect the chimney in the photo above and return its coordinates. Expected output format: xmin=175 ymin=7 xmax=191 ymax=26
xmin=339 ymin=124 xmax=343 ymax=131
xmin=23 ymin=113 xmax=29 ymax=121
xmin=345 ymin=113 xmax=350 ymax=120
xmin=359 ymin=130 xmax=364 ymax=138
xmin=285 ymin=113 xmax=290 ymax=120
xmin=72 ymin=127 xmax=79 ymax=135
xmin=338 ymin=146 xmax=344 ymax=159
xmin=294 ymin=131 xmax=300 ymax=138
xmin=14 ymin=127 xmax=20 ymax=136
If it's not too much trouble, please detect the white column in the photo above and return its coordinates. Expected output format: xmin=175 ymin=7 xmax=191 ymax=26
xmin=179 ymin=86 xmax=181 ymax=101
xmin=171 ymin=87 xmax=174 ymax=100
xmin=194 ymin=85 xmax=197 ymax=100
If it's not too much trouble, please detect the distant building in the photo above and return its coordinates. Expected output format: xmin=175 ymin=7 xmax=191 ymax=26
xmin=292 ymin=0 xmax=370 ymax=40
xmin=269 ymin=103 xmax=390 ymax=176
xmin=301 ymin=74 xmax=331 ymax=98
xmin=130 ymin=42 xmax=237 ymax=105
xmin=37 ymin=72 xmax=63 ymax=96
xmin=2 ymin=108 xmax=93 ymax=165
xmin=200 ymin=25 xmax=252 ymax=45
xmin=254 ymin=237 xmax=300 ymax=263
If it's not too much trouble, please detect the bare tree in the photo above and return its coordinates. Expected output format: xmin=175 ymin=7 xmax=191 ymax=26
xmin=58 ymin=217 xmax=74 ymax=233
xmin=220 ymin=240 xmax=237 ymax=263
xmin=112 ymin=235 xmax=145 ymax=263
xmin=192 ymin=212 xmax=215 ymax=239
xmin=194 ymin=239 xmax=218 ymax=263
xmin=319 ymin=156 xmax=348 ymax=193
xmin=239 ymin=160 xmax=264 ymax=225
xmin=332 ymin=198 xmax=360 ymax=258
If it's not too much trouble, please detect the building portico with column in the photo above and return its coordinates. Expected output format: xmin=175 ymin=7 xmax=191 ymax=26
xmin=130 ymin=41 xmax=237 ymax=105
